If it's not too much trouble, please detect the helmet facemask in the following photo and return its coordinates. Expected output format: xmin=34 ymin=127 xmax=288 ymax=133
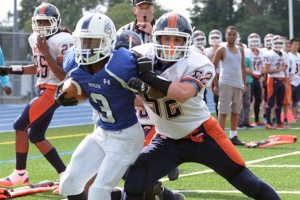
xmin=248 ymin=34 xmax=261 ymax=49
xmin=264 ymin=34 xmax=274 ymax=48
xmin=153 ymin=30 xmax=192 ymax=62
xmin=272 ymin=36 xmax=285 ymax=52
xmin=32 ymin=16 xmax=60 ymax=37
xmin=72 ymin=13 xmax=117 ymax=66
xmin=73 ymin=33 xmax=112 ymax=65
xmin=193 ymin=31 xmax=206 ymax=47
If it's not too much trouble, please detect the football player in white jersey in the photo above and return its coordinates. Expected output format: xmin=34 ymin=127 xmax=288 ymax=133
xmin=204 ymin=29 xmax=223 ymax=116
xmin=288 ymin=38 xmax=300 ymax=119
xmin=261 ymin=33 xmax=274 ymax=123
xmin=120 ymin=12 xmax=281 ymax=200
xmin=0 ymin=3 xmax=74 ymax=186
xmin=282 ymin=38 xmax=292 ymax=125
xmin=245 ymin=33 xmax=265 ymax=126
xmin=263 ymin=35 xmax=289 ymax=129
xmin=192 ymin=30 xmax=207 ymax=54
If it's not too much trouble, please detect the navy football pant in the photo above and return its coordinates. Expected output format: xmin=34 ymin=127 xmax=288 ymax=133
xmin=124 ymin=117 xmax=280 ymax=200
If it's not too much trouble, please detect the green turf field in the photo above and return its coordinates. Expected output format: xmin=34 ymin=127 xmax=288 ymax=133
xmin=0 ymin=122 xmax=299 ymax=199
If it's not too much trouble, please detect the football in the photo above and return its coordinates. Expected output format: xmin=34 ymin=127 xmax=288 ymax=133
xmin=61 ymin=78 xmax=88 ymax=104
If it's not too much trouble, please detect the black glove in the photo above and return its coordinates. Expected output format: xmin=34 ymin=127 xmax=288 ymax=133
xmin=128 ymin=77 xmax=149 ymax=94
xmin=136 ymin=56 xmax=153 ymax=75
xmin=54 ymin=82 xmax=78 ymax=106
xmin=131 ymin=50 xmax=153 ymax=75
xmin=132 ymin=52 xmax=171 ymax=96
xmin=0 ymin=67 xmax=10 ymax=76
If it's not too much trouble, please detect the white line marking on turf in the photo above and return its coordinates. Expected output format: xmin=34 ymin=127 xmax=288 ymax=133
xmin=246 ymin=151 xmax=300 ymax=165
xmin=173 ymin=189 xmax=300 ymax=195
xmin=160 ymin=151 xmax=300 ymax=182
xmin=248 ymin=164 xmax=300 ymax=168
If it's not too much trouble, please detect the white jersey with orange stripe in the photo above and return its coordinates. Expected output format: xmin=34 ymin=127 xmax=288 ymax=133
xmin=263 ymin=49 xmax=289 ymax=78
xmin=244 ymin=47 xmax=264 ymax=76
xmin=28 ymin=32 xmax=74 ymax=87
xmin=133 ymin=44 xmax=215 ymax=139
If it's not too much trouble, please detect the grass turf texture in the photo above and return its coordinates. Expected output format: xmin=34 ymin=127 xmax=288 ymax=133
xmin=0 ymin=122 xmax=299 ymax=200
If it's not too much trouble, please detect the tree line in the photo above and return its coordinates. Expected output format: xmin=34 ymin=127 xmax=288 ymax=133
xmin=1 ymin=0 xmax=300 ymax=42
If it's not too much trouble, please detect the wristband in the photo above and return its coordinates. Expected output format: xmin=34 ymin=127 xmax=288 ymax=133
xmin=10 ymin=65 xmax=24 ymax=75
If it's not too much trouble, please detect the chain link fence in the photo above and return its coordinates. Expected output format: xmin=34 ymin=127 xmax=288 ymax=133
xmin=0 ymin=32 xmax=37 ymax=104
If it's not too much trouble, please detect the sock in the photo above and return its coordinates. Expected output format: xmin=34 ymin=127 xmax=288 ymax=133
xmin=16 ymin=169 xmax=26 ymax=174
xmin=229 ymin=130 xmax=237 ymax=138
xmin=44 ymin=148 xmax=66 ymax=174
xmin=162 ymin=187 xmax=175 ymax=200
xmin=275 ymin=107 xmax=281 ymax=124
xmin=16 ymin=152 xmax=28 ymax=170
xmin=266 ymin=107 xmax=272 ymax=124
xmin=67 ymin=191 xmax=87 ymax=200
xmin=111 ymin=188 xmax=124 ymax=200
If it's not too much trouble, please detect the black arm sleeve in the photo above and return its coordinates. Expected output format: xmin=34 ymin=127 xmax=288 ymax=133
xmin=140 ymin=72 xmax=171 ymax=96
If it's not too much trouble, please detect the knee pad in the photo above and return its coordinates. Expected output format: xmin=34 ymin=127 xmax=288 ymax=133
xmin=28 ymin=132 xmax=45 ymax=143
xmin=59 ymin=175 xmax=84 ymax=196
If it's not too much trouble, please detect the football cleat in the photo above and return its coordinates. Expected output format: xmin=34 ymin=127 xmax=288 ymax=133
xmin=0 ymin=169 xmax=29 ymax=187
xmin=265 ymin=123 xmax=276 ymax=130
xmin=145 ymin=181 xmax=163 ymax=200
xmin=230 ymin=136 xmax=245 ymax=146
xmin=276 ymin=124 xmax=290 ymax=129
xmin=173 ymin=192 xmax=186 ymax=200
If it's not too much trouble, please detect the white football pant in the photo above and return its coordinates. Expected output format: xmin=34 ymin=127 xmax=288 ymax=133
xmin=59 ymin=122 xmax=144 ymax=200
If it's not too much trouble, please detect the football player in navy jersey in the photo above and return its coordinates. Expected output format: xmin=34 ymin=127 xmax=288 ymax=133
xmin=116 ymin=12 xmax=281 ymax=200
xmin=55 ymin=13 xmax=152 ymax=200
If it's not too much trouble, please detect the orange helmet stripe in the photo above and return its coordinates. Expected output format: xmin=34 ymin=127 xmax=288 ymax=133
xmin=39 ymin=5 xmax=47 ymax=14
xmin=167 ymin=14 xmax=178 ymax=28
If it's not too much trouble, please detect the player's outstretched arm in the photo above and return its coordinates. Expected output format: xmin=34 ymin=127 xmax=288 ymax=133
xmin=0 ymin=66 xmax=23 ymax=76
xmin=136 ymin=56 xmax=171 ymax=96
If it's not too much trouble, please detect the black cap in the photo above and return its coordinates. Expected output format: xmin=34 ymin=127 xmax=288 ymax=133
xmin=132 ymin=0 xmax=154 ymax=6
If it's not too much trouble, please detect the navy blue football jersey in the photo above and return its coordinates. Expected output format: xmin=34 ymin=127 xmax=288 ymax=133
xmin=63 ymin=47 xmax=139 ymax=130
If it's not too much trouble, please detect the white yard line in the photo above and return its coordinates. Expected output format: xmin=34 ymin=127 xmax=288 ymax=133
xmin=173 ymin=189 xmax=300 ymax=195
xmin=248 ymin=164 xmax=300 ymax=168
xmin=161 ymin=151 xmax=300 ymax=182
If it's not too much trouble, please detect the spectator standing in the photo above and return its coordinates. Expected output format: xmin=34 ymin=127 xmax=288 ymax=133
xmin=213 ymin=26 xmax=246 ymax=146
xmin=238 ymin=56 xmax=254 ymax=128
xmin=205 ymin=29 xmax=223 ymax=116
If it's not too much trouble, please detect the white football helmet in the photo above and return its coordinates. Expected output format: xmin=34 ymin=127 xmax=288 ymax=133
xmin=73 ymin=13 xmax=117 ymax=65
xmin=272 ymin=35 xmax=285 ymax=51
xmin=235 ymin=32 xmax=241 ymax=45
xmin=247 ymin=33 xmax=261 ymax=49
xmin=153 ymin=12 xmax=193 ymax=62
xmin=208 ymin=29 xmax=222 ymax=46
xmin=32 ymin=3 xmax=61 ymax=37
xmin=193 ymin=30 xmax=207 ymax=48
xmin=264 ymin=33 xmax=274 ymax=48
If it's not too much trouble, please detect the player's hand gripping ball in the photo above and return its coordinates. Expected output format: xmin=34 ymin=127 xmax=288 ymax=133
xmin=55 ymin=78 xmax=87 ymax=106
